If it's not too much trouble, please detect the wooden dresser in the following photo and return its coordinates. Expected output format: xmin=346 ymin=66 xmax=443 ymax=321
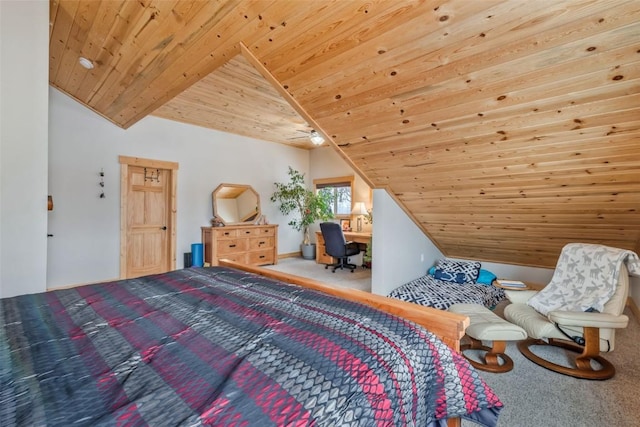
xmin=201 ymin=224 xmax=278 ymax=266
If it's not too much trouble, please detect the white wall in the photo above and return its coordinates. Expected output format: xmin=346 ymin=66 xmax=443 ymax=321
xmin=48 ymin=88 xmax=309 ymax=288
xmin=0 ymin=1 xmax=49 ymax=298
xmin=371 ymin=190 xmax=443 ymax=295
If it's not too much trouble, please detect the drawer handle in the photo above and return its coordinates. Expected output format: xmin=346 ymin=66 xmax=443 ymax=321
xmin=259 ymin=241 xmax=266 ymax=245
xmin=224 ymin=232 xmax=231 ymax=236
xmin=259 ymin=255 xmax=265 ymax=259
xmin=244 ymin=231 xmax=251 ymax=235
xmin=229 ymin=244 xmax=236 ymax=248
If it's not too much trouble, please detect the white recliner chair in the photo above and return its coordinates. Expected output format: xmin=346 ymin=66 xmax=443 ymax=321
xmin=504 ymin=243 xmax=635 ymax=380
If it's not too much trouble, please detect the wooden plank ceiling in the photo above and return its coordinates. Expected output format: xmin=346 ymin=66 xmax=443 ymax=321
xmin=49 ymin=0 xmax=640 ymax=268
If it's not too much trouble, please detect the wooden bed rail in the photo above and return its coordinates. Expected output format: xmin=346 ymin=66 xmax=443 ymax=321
xmin=218 ymin=260 xmax=469 ymax=351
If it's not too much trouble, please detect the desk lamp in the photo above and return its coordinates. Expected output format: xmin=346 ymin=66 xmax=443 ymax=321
xmin=351 ymin=202 xmax=368 ymax=232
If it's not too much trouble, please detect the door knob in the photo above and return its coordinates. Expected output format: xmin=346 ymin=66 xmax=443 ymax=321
xmin=161 ymin=226 xmax=167 ymax=230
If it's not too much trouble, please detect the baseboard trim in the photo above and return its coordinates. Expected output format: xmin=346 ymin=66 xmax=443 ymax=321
xmin=279 ymin=252 xmax=302 ymax=259
xmin=48 ymin=277 xmax=120 ymax=292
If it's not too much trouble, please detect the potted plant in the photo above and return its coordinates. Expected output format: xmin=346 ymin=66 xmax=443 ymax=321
xmin=271 ymin=167 xmax=335 ymax=259
xmin=363 ymin=208 xmax=373 ymax=268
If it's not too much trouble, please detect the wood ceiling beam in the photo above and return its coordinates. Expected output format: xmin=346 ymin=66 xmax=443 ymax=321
xmin=239 ymin=42 xmax=375 ymax=188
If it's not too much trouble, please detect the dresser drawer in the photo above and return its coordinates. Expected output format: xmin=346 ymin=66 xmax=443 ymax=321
xmin=248 ymin=250 xmax=275 ymax=265
xmin=236 ymin=227 xmax=260 ymax=237
xmin=218 ymin=253 xmax=247 ymax=264
xmin=256 ymin=227 xmax=276 ymax=237
xmin=249 ymin=236 xmax=274 ymax=250
xmin=217 ymin=239 xmax=248 ymax=255
xmin=215 ymin=229 xmax=238 ymax=239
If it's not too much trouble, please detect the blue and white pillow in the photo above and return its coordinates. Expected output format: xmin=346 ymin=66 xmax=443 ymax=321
xmin=433 ymin=268 xmax=468 ymax=284
xmin=433 ymin=259 xmax=481 ymax=285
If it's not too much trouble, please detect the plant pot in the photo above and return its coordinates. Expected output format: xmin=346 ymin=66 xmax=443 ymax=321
xmin=301 ymin=243 xmax=316 ymax=260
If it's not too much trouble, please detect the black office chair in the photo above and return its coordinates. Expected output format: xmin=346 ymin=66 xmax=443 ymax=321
xmin=319 ymin=222 xmax=361 ymax=273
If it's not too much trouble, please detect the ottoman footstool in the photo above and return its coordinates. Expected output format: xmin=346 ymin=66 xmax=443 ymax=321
xmin=449 ymin=303 xmax=527 ymax=373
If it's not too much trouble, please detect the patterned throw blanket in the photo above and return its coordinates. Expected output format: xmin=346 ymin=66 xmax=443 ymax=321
xmin=388 ymin=275 xmax=506 ymax=311
xmin=528 ymin=243 xmax=640 ymax=316
xmin=1 ymin=267 xmax=502 ymax=427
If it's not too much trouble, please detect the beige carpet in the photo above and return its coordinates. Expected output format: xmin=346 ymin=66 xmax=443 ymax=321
xmin=263 ymin=256 xmax=371 ymax=292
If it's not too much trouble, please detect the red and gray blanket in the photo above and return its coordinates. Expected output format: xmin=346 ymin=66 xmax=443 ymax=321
xmin=1 ymin=266 xmax=501 ymax=426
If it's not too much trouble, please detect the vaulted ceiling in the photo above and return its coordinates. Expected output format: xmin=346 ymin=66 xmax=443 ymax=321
xmin=49 ymin=0 xmax=640 ymax=268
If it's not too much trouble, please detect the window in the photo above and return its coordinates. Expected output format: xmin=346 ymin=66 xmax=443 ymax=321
xmin=314 ymin=176 xmax=354 ymax=218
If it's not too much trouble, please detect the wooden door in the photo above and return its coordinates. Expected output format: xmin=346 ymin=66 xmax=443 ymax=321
xmin=120 ymin=156 xmax=178 ymax=279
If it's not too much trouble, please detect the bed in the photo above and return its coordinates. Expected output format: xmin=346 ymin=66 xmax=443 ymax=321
xmin=1 ymin=260 xmax=502 ymax=427
xmin=388 ymin=260 xmax=506 ymax=311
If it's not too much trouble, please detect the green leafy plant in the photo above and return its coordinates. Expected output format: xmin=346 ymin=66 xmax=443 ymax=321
xmin=364 ymin=208 xmax=373 ymax=225
xmin=363 ymin=208 xmax=372 ymax=266
xmin=270 ymin=167 xmax=335 ymax=245
xmin=363 ymin=236 xmax=372 ymax=267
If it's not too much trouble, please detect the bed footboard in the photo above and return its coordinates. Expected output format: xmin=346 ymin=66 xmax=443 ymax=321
xmin=218 ymin=260 xmax=469 ymax=351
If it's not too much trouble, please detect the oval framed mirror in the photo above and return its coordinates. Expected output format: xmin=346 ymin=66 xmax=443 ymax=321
xmin=212 ymin=183 xmax=260 ymax=226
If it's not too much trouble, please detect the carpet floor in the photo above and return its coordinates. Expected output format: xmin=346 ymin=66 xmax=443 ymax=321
xmin=264 ymin=257 xmax=640 ymax=427
xmin=264 ymin=256 xmax=372 ymax=292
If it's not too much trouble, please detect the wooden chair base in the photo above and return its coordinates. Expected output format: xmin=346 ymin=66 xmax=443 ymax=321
xmin=517 ymin=337 xmax=615 ymax=380
xmin=460 ymin=337 xmax=514 ymax=373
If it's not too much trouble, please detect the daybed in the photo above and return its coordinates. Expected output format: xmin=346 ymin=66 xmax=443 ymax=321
xmin=1 ymin=260 xmax=502 ymax=427
xmin=388 ymin=259 xmax=506 ymax=311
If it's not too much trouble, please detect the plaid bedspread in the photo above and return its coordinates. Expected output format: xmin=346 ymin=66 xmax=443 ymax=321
xmin=1 ymin=267 xmax=501 ymax=426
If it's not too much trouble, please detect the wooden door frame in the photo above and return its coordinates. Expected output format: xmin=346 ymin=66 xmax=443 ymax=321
xmin=119 ymin=155 xmax=178 ymax=279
